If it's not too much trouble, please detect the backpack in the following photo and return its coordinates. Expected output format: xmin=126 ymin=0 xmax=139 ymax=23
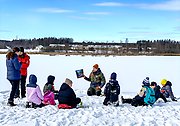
xmin=144 ymin=86 xmax=156 ymax=106
xmin=109 ymin=82 xmax=118 ymax=103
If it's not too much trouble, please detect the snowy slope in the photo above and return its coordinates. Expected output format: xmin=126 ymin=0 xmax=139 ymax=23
xmin=0 ymin=54 xmax=180 ymax=126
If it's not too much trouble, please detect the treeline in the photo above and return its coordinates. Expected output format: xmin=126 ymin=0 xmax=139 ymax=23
xmin=0 ymin=37 xmax=74 ymax=49
xmin=0 ymin=37 xmax=180 ymax=55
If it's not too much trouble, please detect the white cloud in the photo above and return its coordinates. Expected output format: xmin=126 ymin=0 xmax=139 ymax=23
xmin=84 ymin=12 xmax=111 ymax=15
xmin=36 ymin=8 xmax=74 ymax=13
xmin=118 ymin=31 xmax=178 ymax=36
xmin=94 ymin=0 xmax=180 ymax=11
xmin=139 ymin=0 xmax=180 ymax=11
xmin=70 ymin=16 xmax=98 ymax=20
xmin=0 ymin=30 xmax=11 ymax=33
xmin=130 ymin=27 xmax=151 ymax=30
xmin=93 ymin=2 xmax=128 ymax=7
xmin=174 ymin=26 xmax=180 ymax=31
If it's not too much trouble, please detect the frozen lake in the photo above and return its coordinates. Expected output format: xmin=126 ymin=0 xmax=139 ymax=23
xmin=1 ymin=54 xmax=180 ymax=95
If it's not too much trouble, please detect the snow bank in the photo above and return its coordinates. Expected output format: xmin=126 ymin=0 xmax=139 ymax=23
xmin=0 ymin=91 xmax=180 ymax=126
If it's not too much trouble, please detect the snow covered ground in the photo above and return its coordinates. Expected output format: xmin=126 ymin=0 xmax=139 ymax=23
xmin=0 ymin=54 xmax=180 ymax=126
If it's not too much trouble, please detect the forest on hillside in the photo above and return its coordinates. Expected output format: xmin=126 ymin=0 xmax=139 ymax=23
xmin=0 ymin=37 xmax=180 ymax=55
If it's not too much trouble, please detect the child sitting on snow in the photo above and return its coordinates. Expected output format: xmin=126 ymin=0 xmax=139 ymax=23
xmin=43 ymin=75 xmax=58 ymax=105
xmin=103 ymin=72 xmax=120 ymax=106
xmin=58 ymin=78 xmax=81 ymax=108
xmin=150 ymin=81 xmax=167 ymax=102
xmin=121 ymin=77 xmax=156 ymax=107
xmin=161 ymin=79 xmax=177 ymax=101
xmin=26 ymin=74 xmax=44 ymax=108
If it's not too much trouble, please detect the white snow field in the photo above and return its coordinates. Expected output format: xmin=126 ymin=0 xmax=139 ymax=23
xmin=0 ymin=54 xmax=180 ymax=126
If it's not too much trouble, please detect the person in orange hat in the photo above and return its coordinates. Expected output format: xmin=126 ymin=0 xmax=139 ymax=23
xmin=83 ymin=64 xmax=106 ymax=96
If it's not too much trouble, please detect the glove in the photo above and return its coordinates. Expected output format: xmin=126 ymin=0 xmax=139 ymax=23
xmin=96 ymin=86 xmax=101 ymax=90
xmin=172 ymin=99 xmax=177 ymax=102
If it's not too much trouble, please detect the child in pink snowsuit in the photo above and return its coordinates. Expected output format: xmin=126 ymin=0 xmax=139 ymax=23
xmin=43 ymin=91 xmax=56 ymax=105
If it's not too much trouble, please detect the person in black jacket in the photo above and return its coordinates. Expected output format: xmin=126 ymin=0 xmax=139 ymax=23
xmin=150 ymin=82 xmax=167 ymax=102
xmin=103 ymin=72 xmax=120 ymax=106
xmin=58 ymin=78 xmax=81 ymax=108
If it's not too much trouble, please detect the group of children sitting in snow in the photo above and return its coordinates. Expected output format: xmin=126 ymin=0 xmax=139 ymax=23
xmin=26 ymin=75 xmax=81 ymax=109
xmin=25 ymin=64 xmax=177 ymax=109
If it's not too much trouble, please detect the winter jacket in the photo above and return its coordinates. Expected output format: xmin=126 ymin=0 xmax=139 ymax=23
xmin=6 ymin=54 xmax=21 ymax=80
xmin=18 ymin=53 xmax=30 ymax=76
xmin=26 ymin=74 xmax=44 ymax=105
xmin=84 ymin=68 xmax=106 ymax=88
xmin=58 ymin=83 xmax=77 ymax=106
xmin=161 ymin=81 xmax=175 ymax=100
xmin=153 ymin=85 xmax=167 ymax=102
xmin=43 ymin=91 xmax=56 ymax=105
xmin=104 ymin=79 xmax=120 ymax=102
xmin=143 ymin=86 xmax=156 ymax=106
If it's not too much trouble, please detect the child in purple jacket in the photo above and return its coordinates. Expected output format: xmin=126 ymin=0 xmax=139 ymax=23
xmin=26 ymin=74 xmax=44 ymax=108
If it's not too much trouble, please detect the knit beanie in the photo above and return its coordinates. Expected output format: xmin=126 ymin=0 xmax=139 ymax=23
xmin=161 ymin=79 xmax=167 ymax=86
xmin=93 ymin=64 xmax=99 ymax=69
xmin=110 ymin=72 xmax=117 ymax=80
xmin=142 ymin=77 xmax=150 ymax=86
xmin=65 ymin=78 xmax=72 ymax=85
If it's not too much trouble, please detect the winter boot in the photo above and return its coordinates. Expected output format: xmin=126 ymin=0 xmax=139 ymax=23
xmin=121 ymin=96 xmax=125 ymax=103
xmin=7 ymin=100 xmax=16 ymax=106
xmin=25 ymin=102 xmax=31 ymax=108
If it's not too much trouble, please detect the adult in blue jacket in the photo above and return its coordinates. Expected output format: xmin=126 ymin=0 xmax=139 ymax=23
xmin=58 ymin=78 xmax=81 ymax=108
xmin=6 ymin=47 xmax=21 ymax=106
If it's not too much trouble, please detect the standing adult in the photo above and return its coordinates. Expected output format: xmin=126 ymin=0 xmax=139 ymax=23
xmin=14 ymin=47 xmax=30 ymax=98
xmin=83 ymin=64 xmax=106 ymax=96
xmin=6 ymin=47 xmax=21 ymax=106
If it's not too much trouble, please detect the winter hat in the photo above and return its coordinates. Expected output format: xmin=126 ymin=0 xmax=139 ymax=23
xmin=93 ymin=64 xmax=99 ymax=69
xmin=161 ymin=79 xmax=167 ymax=86
xmin=65 ymin=78 xmax=72 ymax=86
xmin=142 ymin=77 xmax=150 ymax=86
xmin=47 ymin=75 xmax=55 ymax=84
xmin=29 ymin=74 xmax=37 ymax=84
xmin=150 ymin=81 xmax=157 ymax=86
xmin=19 ymin=47 xmax=24 ymax=53
xmin=13 ymin=47 xmax=20 ymax=52
xmin=110 ymin=72 xmax=117 ymax=80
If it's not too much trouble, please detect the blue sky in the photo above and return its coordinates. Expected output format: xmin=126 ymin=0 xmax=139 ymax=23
xmin=0 ymin=0 xmax=180 ymax=42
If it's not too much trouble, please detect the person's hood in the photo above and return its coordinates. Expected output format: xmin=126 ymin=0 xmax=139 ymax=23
xmin=110 ymin=72 xmax=117 ymax=80
xmin=166 ymin=81 xmax=172 ymax=86
xmin=47 ymin=75 xmax=55 ymax=84
xmin=93 ymin=68 xmax=101 ymax=75
xmin=27 ymin=74 xmax=37 ymax=88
